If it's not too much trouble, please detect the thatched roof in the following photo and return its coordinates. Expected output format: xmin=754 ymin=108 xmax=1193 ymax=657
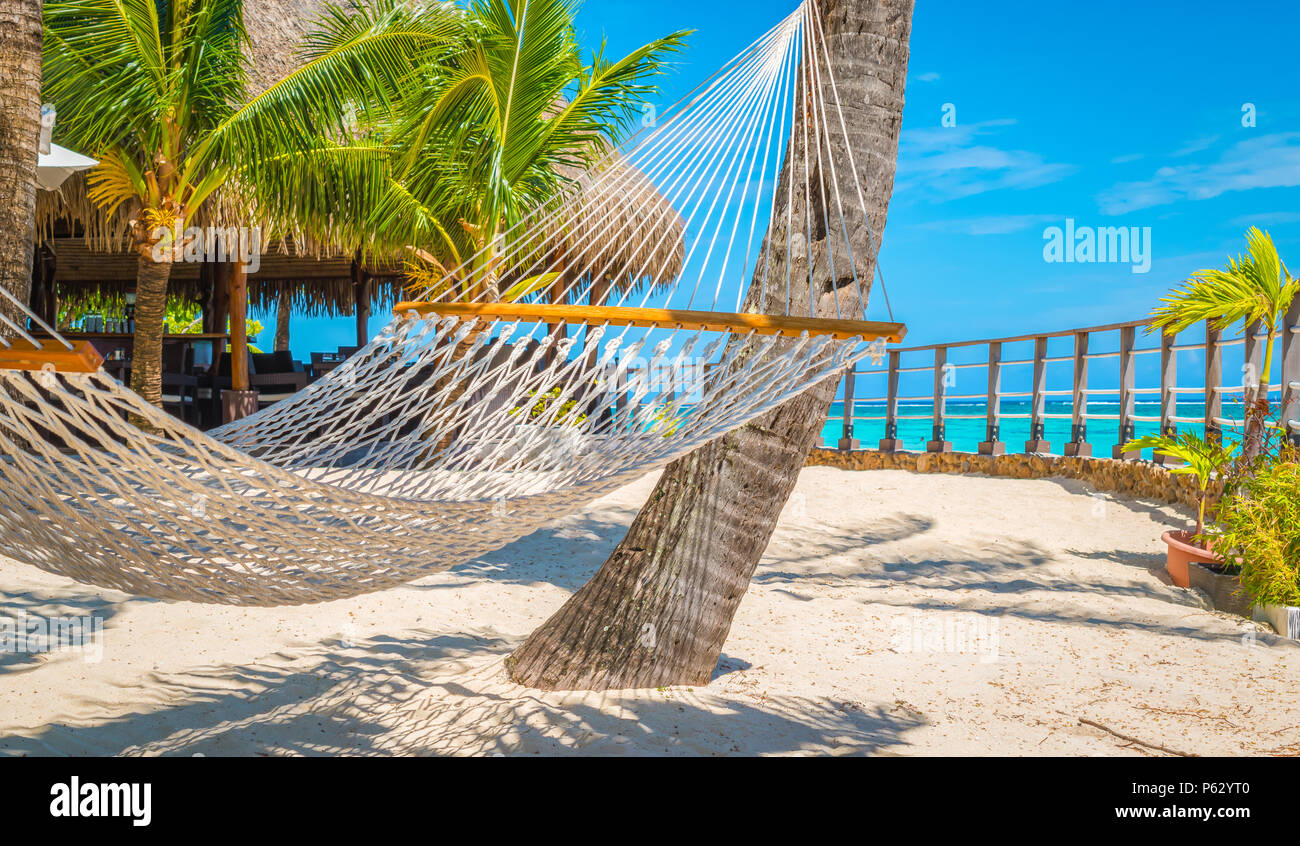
xmin=547 ymin=157 xmax=684 ymax=298
xmin=38 ymin=0 xmax=685 ymax=314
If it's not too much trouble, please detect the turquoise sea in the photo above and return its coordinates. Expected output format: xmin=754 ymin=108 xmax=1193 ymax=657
xmin=819 ymin=400 xmax=1243 ymax=456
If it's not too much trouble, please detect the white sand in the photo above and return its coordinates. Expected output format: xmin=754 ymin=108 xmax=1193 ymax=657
xmin=0 ymin=466 xmax=1297 ymax=757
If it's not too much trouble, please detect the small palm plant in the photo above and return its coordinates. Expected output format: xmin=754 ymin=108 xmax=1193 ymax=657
xmin=1148 ymin=228 xmax=1298 ymax=453
xmin=379 ymin=0 xmax=689 ymax=302
xmin=1124 ymin=432 xmax=1238 ymax=538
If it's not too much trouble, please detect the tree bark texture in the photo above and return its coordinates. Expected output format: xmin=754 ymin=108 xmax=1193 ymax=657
xmin=0 ymin=0 xmax=43 ymax=331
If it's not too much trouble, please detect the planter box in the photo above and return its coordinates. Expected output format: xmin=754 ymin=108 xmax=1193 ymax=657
xmin=1188 ymin=562 xmax=1252 ymax=617
xmin=1252 ymin=604 xmax=1300 ymax=640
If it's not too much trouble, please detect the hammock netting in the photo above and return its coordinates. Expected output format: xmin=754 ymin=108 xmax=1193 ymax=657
xmin=0 ymin=0 xmax=901 ymax=606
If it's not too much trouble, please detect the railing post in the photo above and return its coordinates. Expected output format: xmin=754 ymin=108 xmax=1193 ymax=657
xmin=978 ymin=341 xmax=1005 ymax=455
xmin=927 ymin=346 xmax=951 ymax=453
xmin=1025 ymin=336 xmax=1050 ymax=454
xmin=1243 ymin=318 xmax=1265 ymax=446
xmin=1243 ymin=319 xmax=1264 ymax=408
xmin=1205 ymin=319 xmax=1223 ymax=443
xmin=878 ymin=350 xmax=903 ymax=453
xmin=1283 ymin=294 xmax=1300 ymax=446
xmin=1065 ymin=330 xmax=1091 ymax=457
xmin=838 ymin=367 xmax=860 ymax=451
xmin=1156 ymin=329 xmax=1179 ymax=465
xmin=1114 ymin=325 xmax=1140 ymax=459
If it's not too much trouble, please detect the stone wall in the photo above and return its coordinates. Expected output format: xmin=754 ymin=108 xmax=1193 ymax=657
xmin=806 ymin=448 xmax=1207 ymax=510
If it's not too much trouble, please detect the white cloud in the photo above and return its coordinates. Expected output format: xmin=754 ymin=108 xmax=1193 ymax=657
xmin=918 ymin=214 xmax=1060 ymax=236
xmin=1172 ymin=135 xmax=1221 ymax=157
xmin=1096 ymin=132 xmax=1300 ymax=215
xmin=917 ymin=71 xmax=941 ymax=83
xmin=897 ymin=119 xmax=1075 ymax=201
xmin=1226 ymin=210 xmax=1300 ymax=227
xmin=1110 ymin=153 xmax=1143 ymax=164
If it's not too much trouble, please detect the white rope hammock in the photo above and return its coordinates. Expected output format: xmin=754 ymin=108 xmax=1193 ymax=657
xmin=0 ymin=0 xmax=903 ymax=606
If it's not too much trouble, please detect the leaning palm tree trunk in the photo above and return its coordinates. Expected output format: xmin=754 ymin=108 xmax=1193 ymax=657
xmin=0 ymin=0 xmax=43 ymax=329
xmin=508 ymin=0 xmax=913 ymax=691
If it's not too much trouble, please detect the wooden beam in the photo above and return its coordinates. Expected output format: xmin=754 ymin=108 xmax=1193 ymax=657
xmin=0 ymin=340 xmax=103 ymax=373
xmin=927 ymin=346 xmax=951 ymax=453
xmin=1025 ymin=336 xmax=1050 ymax=454
xmin=878 ymin=350 xmax=902 ymax=452
xmin=1114 ymin=325 xmax=1139 ymax=459
xmin=391 ymin=301 xmax=907 ymax=343
xmin=1205 ymin=320 xmax=1223 ymax=442
xmin=1064 ymin=331 xmax=1091 ymax=457
xmin=1283 ymin=293 xmax=1300 ymax=445
xmin=229 ymin=259 xmax=249 ymax=392
xmin=979 ymin=341 xmax=1005 ymax=455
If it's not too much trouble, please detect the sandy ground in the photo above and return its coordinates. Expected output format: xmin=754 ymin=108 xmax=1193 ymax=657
xmin=0 ymin=466 xmax=1297 ymax=757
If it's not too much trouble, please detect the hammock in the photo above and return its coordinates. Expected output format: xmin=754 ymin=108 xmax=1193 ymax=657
xmin=0 ymin=0 xmax=904 ymax=606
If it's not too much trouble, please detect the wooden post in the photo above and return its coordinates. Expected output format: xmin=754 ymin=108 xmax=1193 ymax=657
xmin=1205 ymin=319 xmax=1223 ymax=443
xmin=1243 ymin=318 xmax=1264 ymax=407
xmin=1156 ymin=330 xmax=1179 ymax=465
xmin=927 ymin=346 xmax=952 ymax=453
xmin=1243 ymin=318 xmax=1265 ymax=448
xmin=838 ymin=367 xmax=860 ymax=451
xmin=221 ymin=258 xmax=257 ymax=423
xmin=878 ymin=350 xmax=902 ymax=452
xmin=1113 ymin=325 xmax=1140 ymax=459
xmin=1064 ymin=331 xmax=1091 ymax=457
xmin=230 ymin=259 xmax=249 ymax=391
xmin=1283 ymin=294 xmax=1300 ymax=445
xmin=978 ymin=341 xmax=1005 ymax=455
xmin=1025 ymin=336 xmax=1050 ymax=454
xmin=352 ymin=250 xmax=371 ymax=348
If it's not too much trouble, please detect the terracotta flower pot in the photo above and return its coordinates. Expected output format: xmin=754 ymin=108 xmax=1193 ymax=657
xmin=1161 ymin=530 xmax=1222 ymax=588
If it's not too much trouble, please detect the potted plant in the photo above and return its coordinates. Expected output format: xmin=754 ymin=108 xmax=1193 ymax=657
xmin=1213 ymin=448 xmax=1300 ymax=639
xmin=1123 ymin=431 xmax=1237 ymax=589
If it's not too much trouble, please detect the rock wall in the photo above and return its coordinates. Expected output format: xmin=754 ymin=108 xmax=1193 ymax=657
xmin=806 ymin=448 xmax=1210 ymax=510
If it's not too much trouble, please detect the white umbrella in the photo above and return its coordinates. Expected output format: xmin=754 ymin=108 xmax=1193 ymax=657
xmin=37 ymin=142 xmax=98 ymax=191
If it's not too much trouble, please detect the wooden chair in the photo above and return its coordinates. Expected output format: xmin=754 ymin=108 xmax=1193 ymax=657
xmin=250 ymin=351 xmax=308 ymax=408
xmin=160 ymin=343 xmax=199 ymax=424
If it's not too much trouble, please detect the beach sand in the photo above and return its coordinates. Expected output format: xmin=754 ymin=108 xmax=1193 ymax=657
xmin=0 ymin=465 xmax=1296 ymax=756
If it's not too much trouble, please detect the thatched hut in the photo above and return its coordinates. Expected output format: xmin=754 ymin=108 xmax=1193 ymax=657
xmin=33 ymin=0 xmax=683 ymax=353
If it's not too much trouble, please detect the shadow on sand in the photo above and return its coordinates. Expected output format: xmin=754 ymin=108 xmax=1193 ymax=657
xmin=0 ymin=631 xmax=922 ymax=757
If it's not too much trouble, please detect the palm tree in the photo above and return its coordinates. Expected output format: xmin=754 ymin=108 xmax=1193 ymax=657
xmin=1124 ymin=432 xmax=1237 ymax=537
xmin=0 ymin=0 xmax=44 ymax=330
xmin=42 ymin=0 xmax=464 ymax=408
xmin=372 ymin=0 xmax=688 ymax=304
xmin=1150 ymin=227 xmax=1299 ymax=454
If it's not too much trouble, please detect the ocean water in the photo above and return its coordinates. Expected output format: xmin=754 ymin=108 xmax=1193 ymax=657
xmin=819 ymin=400 xmax=1233 ymax=456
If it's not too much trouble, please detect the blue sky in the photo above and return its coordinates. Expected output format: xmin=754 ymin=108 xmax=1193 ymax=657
xmin=273 ymin=0 xmax=1300 ymax=374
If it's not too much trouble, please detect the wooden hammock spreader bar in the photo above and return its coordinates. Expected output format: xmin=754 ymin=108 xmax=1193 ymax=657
xmin=0 ymin=339 xmax=104 ymax=373
xmin=393 ymin=302 xmax=907 ymax=343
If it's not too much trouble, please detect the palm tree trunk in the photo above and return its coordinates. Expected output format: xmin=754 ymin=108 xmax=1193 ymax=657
xmin=275 ymin=285 xmax=291 ymax=352
xmin=508 ymin=0 xmax=913 ymax=691
xmin=0 ymin=0 xmax=43 ymax=330
xmin=130 ymin=253 xmax=174 ymax=408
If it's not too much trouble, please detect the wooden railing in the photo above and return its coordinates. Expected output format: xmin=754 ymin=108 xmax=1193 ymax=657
xmin=832 ymin=293 xmax=1300 ymax=457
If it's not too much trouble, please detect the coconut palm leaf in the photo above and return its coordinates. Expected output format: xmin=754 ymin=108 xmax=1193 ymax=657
xmin=1150 ymin=227 xmax=1298 ymax=335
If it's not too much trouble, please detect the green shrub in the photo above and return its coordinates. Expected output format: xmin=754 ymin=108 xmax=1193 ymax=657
xmin=1215 ymin=455 xmax=1300 ymax=608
